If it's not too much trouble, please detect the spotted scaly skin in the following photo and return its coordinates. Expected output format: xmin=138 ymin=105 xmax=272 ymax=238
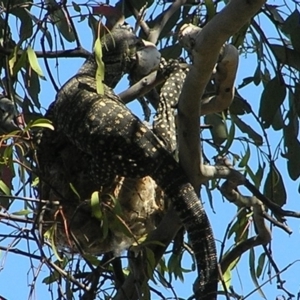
xmin=153 ymin=59 xmax=187 ymax=153
xmin=46 ymin=59 xmax=217 ymax=299
xmin=37 ymin=26 xmax=162 ymax=254
xmin=37 ymin=24 xmax=217 ymax=298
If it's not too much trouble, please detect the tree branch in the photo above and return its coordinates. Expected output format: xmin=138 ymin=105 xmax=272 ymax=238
xmin=177 ymin=0 xmax=266 ymax=191
xmin=0 ymin=46 xmax=91 ymax=59
xmin=147 ymin=0 xmax=187 ymax=44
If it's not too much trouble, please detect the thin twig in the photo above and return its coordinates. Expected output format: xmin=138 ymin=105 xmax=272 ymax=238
xmin=0 ymin=46 xmax=91 ymax=59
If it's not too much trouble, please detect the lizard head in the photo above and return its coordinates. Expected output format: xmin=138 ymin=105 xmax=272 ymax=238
xmin=85 ymin=24 xmax=160 ymax=88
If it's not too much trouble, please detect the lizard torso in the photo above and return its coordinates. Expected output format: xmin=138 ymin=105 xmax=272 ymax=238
xmin=37 ymin=26 xmax=217 ymax=299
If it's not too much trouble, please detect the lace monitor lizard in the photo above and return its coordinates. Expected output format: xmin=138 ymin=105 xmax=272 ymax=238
xmin=0 ymin=26 xmax=217 ymax=299
xmin=43 ymin=28 xmax=217 ymax=299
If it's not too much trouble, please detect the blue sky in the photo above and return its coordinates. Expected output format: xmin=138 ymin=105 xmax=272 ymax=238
xmin=1 ymin=1 xmax=300 ymax=299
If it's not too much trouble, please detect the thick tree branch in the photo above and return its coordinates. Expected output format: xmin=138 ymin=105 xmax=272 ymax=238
xmin=201 ymin=45 xmax=239 ymax=116
xmin=177 ymin=0 xmax=266 ymax=191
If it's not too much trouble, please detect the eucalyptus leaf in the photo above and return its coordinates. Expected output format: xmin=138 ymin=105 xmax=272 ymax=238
xmin=282 ymin=10 xmax=300 ymax=52
xmin=0 ymin=179 xmax=11 ymax=196
xmin=30 ymin=118 xmax=54 ymax=130
xmin=46 ymin=0 xmax=75 ymax=43
xmin=270 ymin=44 xmax=300 ymax=70
xmin=232 ymin=115 xmax=263 ymax=146
xmin=24 ymin=64 xmax=41 ymax=108
xmin=256 ymin=252 xmax=266 ymax=278
xmin=249 ymin=248 xmax=267 ymax=299
xmin=263 ymin=163 xmax=287 ymax=207
xmin=93 ymin=38 xmax=105 ymax=95
xmin=160 ymin=43 xmax=182 ymax=59
xmin=27 ymin=47 xmax=45 ymax=80
xmin=205 ymin=114 xmax=227 ymax=146
xmin=91 ymin=191 xmax=102 ymax=220
xmin=258 ymin=75 xmax=286 ymax=128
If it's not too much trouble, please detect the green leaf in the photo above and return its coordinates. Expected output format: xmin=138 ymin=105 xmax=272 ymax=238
xmin=109 ymin=214 xmax=133 ymax=238
xmin=222 ymin=267 xmax=231 ymax=290
xmin=12 ymin=209 xmax=32 ymax=216
xmin=232 ymin=115 xmax=263 ymax=145
xmin=205 ymin=114 xmax=227 ymax=146
xmin=282 ymin=10 xmax=300 ymax=52
xmin=145 ymin=247 xmax=156 ymax=280
xmin=256 ymin=252 xmax=266 ymax=278
xmin=238 ymin=145 xmax=250 ymax=168
xmin=238 ymin=76 xmax=254 ymax=89
xmin=24 ymin=66 xmax=41 ymax=108
xmin=141 ymin=281 xmax=150 ymax=300
xmin=258 ymin=76 xmax=286 ymax=128
xmin=11 ymin=46 xmax=27 ymax=77
xmin=42 ymin=258 xmax=68 ymax=284
xmin=27 ymin=13 xmax=53 ymax=50
xmin=284 ymin=132 xmax=300 ymax=180
xmin=160 ymin=43 xmax=182 ymax=60
xmin=69 ymin=183 xmax=80 ymax=199
xmin=27 ymin=46 xmax=45 ymax=79
xmin=82 ymin=254 xmax=101 ymax=266
xmin=4 ymin=0 xmax=33 ymax=40
xmin=46 ymin=0 xmax=75 ymax=43
xmin=271 ymin=108 xmax=284 ymax=131
xmin=263 ymin=163 xmax=287 ymax=207
xmin=167 ymin=253 xmax=184 ymax=282
xmin=220 ymin=117 xmax=235 ymax=155
xmin=204 ymin=183 xmax=214 ymax=211
xmin=270 ymin=44 xmax=300 ymax=70
xmin=31 ymin=177 xmax=39 ymax=187
xmin=249 ymin=248 xmax=267 ymax=299
xmin=87 ymin=14 xmax=98 ymax=42
xmin=91 ymin=191 xmax=102 ymax=220
xmin=0 ymin=180 xmax=11 ymax=195
xmin=287 ymin=143 xmax=300 ymax=180
xmin=42 ymin=271 xmax=60 ymax=284
xmin=93 ymin=38 xmax=105 ymax=95
xmin=72 ymin=1 xmax=81 ymax=12
xmin=228 ymin=209 xmax=249 ymax=243
xmin=30 ymin=118 xmax=54 ymax=130
xmin=9 ymin=46 xmax=18 ymax=76
xmin=253 ymin=163 xmax=265 ymax=189
xmin=229 ymin=94 xmax=251 ymax=115
xmin=44 ymin=225 xmax=63 ymax=261
xmin=266 ymin=4 xmax=284 ymax=24
xmin=232 ymin=22 xmax=249 ymax=48
xmin=283 ymin=112 xmax=300 ymax=180
xmin=245 ymin=165 xmax=257 ymax=187
xmin=253 ymin=65 xmax=261 ymax=86
xmin=294 ymin=84 xmax=300 ymax=118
